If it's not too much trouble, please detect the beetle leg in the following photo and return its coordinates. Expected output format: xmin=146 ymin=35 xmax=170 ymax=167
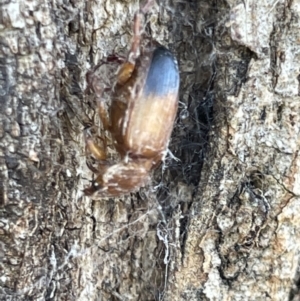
xmin=85 ymin=61 xmax=106 ymax=95
xmin=115 ymin=14 xmax=143 ymax=84
xmin=106 ymin=54 xmax=126 ymax=64
xmin=117 ymin=0 xmax=155 ymax=85
xmin=85 ymin=130 xmax=107 ymax=161
xmin=96 ymin=98 xmax=110 ymax=131
xmin=129 ymin=0 xmax=155 ymax=62
xmin=140 ymin=0 xmax=155 ymax=14
xmin=127 ymin=11 xmax=143 ymax=65
xmin=116 ymin=62 xmax=135 ymax=85
xmin=86 ymin=161 xmax=101 ymax=174
xmin=86 ymin=55 xmax=125 ymax=94
xmin=116 ymin=7 xmax=144 ymax=84
xmin=120 ymin=1 xmax=148 ymax=77
xmin=86 ymin=65 xmax=112 ymax=131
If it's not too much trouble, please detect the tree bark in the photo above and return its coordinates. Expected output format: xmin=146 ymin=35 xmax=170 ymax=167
xmin=1 ymin=0 xmax=299 ymax=300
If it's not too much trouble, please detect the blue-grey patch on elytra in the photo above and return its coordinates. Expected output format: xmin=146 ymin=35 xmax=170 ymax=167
xmin=143 ymin=46 xmax=180 ymax=97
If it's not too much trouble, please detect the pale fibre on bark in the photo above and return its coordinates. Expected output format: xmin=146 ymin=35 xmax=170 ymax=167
xmin=166 ymin=0 xmax=300 ymax=300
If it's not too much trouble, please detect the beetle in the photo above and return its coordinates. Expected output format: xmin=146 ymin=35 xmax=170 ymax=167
xmin=84 ymin=0 xmax=180 ymax=197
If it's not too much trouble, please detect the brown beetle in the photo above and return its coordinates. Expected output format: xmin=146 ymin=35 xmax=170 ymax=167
xmin=84 ymin=0 xmax=180 ymax=197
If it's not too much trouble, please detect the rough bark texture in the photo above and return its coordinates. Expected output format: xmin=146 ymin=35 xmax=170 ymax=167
xmin=1 ymin=0 xmax=300 ymax=301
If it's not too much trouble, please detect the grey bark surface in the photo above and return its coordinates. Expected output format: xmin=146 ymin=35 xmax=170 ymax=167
xmin=0 ymin=0 xmax=300 ymax=301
